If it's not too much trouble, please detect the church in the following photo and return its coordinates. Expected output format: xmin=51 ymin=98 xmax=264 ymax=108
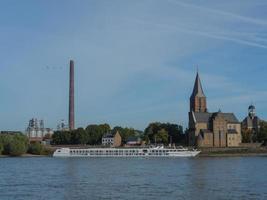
xmin=188 ymin=72 xmax=242 ymax=147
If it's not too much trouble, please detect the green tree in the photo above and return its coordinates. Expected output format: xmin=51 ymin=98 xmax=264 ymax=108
xmin=52 ymin=131 xmax=72 ymax=145
xmin=86 ymin=124 xmax=111 ymax=145
xmin=0 ymin=143 xmax=3 ymax=155
xmin=144 ymin=122 xmax=184 ymax=145
xmin=155 ymin=129 xmax=169 ymax=145
xmin=0 ymin=134 xmax=13 ymax=154
xmin=71 ymin=128 xmax=89 ymax=145
xmin=14 ymin=134 xmax=28 ymax=147
xmin=28 ymin=142 xmax=44 ymax=155
xmin=8 ymin=138 xmax=27 ymax=156
xmin=0 ymin=133 xmax=28 ymax=156
xmin=258 ymin=121 xmax=267 ymax=142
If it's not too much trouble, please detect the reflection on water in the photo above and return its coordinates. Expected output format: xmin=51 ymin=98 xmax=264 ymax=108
xmin=0 ymin=157 xmax=267 ymax=200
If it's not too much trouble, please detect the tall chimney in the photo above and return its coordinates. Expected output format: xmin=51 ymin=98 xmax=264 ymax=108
xmin=69 ymin=60 xmax=75 ymax=130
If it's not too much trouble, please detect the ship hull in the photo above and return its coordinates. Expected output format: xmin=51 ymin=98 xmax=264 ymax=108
xmin=53 ymin=148 xmax=200 ymax=158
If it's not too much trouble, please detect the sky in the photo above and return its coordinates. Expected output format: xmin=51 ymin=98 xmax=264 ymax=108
xmin=0 ymin=0 xmax=267 ymax=131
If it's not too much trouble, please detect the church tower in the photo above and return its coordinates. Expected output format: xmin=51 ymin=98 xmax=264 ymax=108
xmin=190 ymin=72 xmax=207 ymax=112
xmin=248 ymin=104 xmax=256 ymax=119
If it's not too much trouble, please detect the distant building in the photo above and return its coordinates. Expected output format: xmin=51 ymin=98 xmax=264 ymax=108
xmin=26 ymin=118 xmax=54 ymax=142
xmin=126 ymin=136 xmax=142 ymax=146
xmin=102 ymin=131 xmax=122 ymax=147
xmin=188 ymin=72 xmax=242 ymax=147
xmin=242 ymin=104 xmax=261 ymax=142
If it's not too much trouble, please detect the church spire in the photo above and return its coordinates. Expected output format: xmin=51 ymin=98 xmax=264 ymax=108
xmin=190 ymin=72 xmax=207 ymax=112
xmin=191 ymin=72 xmax=205 ymax=98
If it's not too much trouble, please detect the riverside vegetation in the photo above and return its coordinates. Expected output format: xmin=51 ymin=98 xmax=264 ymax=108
xmin=0 ymin=133 xmax=52 ymax=157
xmin=52 ymin=123 xmax=185 ymax=146
xmin=241 ymin=121 xmax=267 ymax=143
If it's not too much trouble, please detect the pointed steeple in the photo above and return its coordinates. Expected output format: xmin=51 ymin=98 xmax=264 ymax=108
xmin=190 ymin=72 xmax=207 ymax=112
xmin=190 ymin=72 xmax=205 ymax=98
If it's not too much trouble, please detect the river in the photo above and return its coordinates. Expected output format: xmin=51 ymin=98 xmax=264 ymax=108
xmin=0 ymin=157 xmax=266 ymax=200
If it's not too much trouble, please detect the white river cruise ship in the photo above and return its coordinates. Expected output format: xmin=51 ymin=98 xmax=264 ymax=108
xmin=53 ymin=146 xmax=200 ymax=157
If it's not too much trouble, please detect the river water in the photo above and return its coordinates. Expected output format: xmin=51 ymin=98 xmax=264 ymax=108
xmin=0 ymin=157 xmax=266 ymax=200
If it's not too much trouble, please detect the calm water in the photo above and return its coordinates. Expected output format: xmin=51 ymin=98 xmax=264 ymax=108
xmin=0 ymin=157 xmax=267 ymax=200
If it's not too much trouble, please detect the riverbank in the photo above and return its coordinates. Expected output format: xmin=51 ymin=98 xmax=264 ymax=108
xmin=199 ymin=147 xmax=267 ymax=157
xmin=0 ymin=153 xmax=50 ymax=158
xmin=199 ymin=152 xmax=267 ymax=157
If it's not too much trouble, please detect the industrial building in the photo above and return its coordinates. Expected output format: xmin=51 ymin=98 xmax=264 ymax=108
xmin=26 ymin=118 xmax=54 ymax=142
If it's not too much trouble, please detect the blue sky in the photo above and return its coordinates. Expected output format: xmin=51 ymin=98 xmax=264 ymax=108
xmin=1 ymin=0 xmax=267 ymax=131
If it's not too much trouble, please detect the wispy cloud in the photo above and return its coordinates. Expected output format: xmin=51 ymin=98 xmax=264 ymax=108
xmin=128 ymin=16 xmax=267 ymax=49
xmin=168 ymin=0 xmax=267 ymax=26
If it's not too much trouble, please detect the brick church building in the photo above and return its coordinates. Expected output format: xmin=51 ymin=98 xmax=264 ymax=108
xmin=188 ymin=72 xmax=242 ymax=147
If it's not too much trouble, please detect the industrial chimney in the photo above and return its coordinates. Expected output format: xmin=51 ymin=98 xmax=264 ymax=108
xmin=69 ymin=60 xmax=75 ymax=130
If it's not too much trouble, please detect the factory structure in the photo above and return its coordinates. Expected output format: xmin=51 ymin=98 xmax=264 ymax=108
xmin=26 ymin=118 xmax=54 ymax=142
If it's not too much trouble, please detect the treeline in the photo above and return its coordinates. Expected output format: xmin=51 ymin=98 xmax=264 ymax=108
xmin=0 ymin=133 xmax=51 ymax=156
xmin=52 ymin=122 xmax=186 ymax=146
xmin=52 ymin=124 xmax=138 ymax=145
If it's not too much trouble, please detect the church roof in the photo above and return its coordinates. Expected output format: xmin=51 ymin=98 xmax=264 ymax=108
xmin=194 ymin=112 xmax=211 ymax=123
xmin=220 ymin=113 xmax=239 ymax=123
xmin=193 ymin=112 xmax=239 ymax=123
xmin=190 ymin=72 xmax=205 ymax=98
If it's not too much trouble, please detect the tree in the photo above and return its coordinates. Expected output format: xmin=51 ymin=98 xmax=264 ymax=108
xmin=0 ymin=143 xmax=3 ymax=155
xmin=13 ymin=134 xmax=28 ymax=147
xmin=86 ymin=124 xmax=111 ymax=145
xmin=52 ymin=131 xmax=72 ymax=145
xmin=144 ymin=122 xmax=184 ymax=145
xmin=71 ymin=128 xmax=89 ymax=145
xmin=28 ymin=142 xmax=44 ymax=155
xmin=8 ymin=138 xmax=27 ymax=156
xmin=155 ymin=129 xmax=169 ymax=145
xmin=0 ymin=134 xmax=13 ymax=154
xmin=258 ymin=121 xmax=267 ymax=142
xmin=0 ymin=133 xmax=28 ymax=156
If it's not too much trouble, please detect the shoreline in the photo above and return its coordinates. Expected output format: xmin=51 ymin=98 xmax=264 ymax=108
xmin=198 ymin=147 xmax=267 ymax=157
xmin=0 ymin=153 xmax=50 ymax=158
xmin=199 ymin=152 xmax=267 ymax=157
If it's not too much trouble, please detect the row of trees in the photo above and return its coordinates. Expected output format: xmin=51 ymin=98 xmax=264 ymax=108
xmin=52 ymin=124 xmax=139 ymax=145
xmin=0 ymin=133 xmax=50 ymax=156
xmin=52 ymin=122 xmax=186 ymax=146
xmin=52 ymin=122 xmax=185 ymax=145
